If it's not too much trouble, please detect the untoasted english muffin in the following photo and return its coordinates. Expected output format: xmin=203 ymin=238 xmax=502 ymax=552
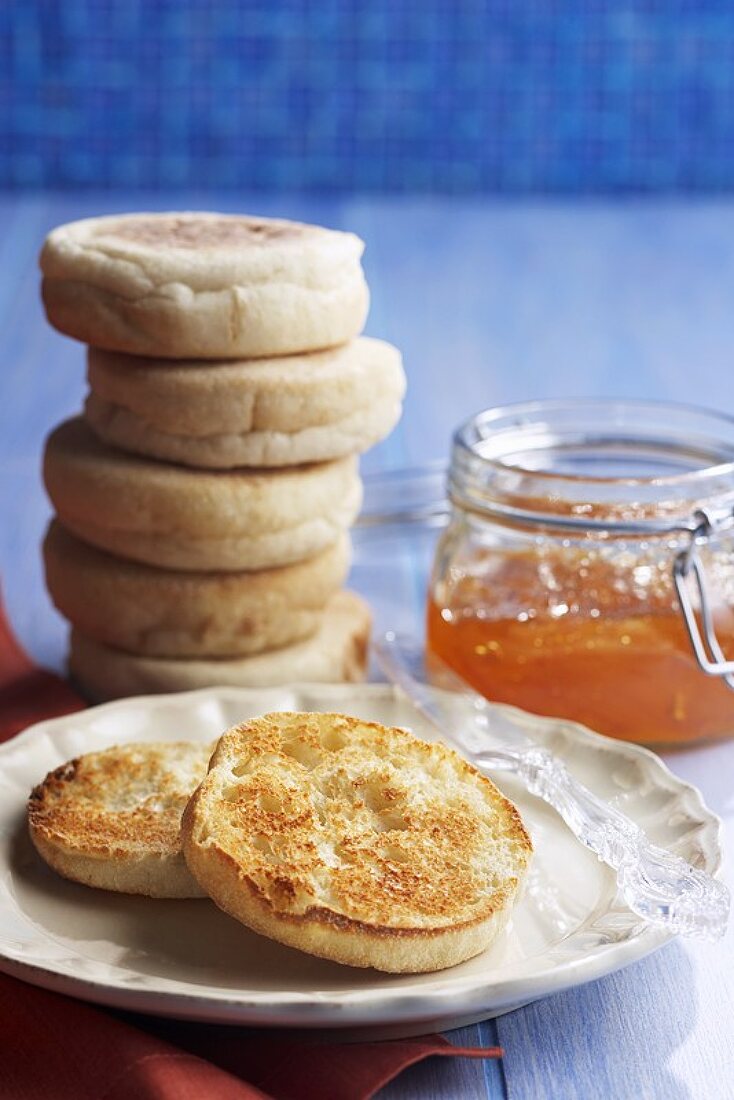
xmin=182 ymin=712 xmax=532 ymax=973
xmin=44 ymin=417 xmax=361 ymax=572
xmin=44 ymin=522 xmax=350 ymax=658
xmin=86 ymin=393 xmax=402 ymax=473
xmin=84 ymin=338 xmax=406 ymax=469
xmin=69 ymin=591 xmax=371 ymax=701
xmin=28 ymin=741 xmax=212 ymax=898
xmin=40 ymin=212 xmax=369 ymax=359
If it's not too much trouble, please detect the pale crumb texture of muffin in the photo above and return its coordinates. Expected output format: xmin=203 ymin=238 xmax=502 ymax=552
xmin=182 ymin=712 xmax=532 ymax=972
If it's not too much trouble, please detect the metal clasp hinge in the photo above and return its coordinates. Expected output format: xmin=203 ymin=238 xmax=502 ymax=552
xmin=673 ymin=507 xmax=734 ymax=691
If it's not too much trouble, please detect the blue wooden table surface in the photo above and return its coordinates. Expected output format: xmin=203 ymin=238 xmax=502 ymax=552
xmin=1 ymin=193 xmax=733 ymax=1100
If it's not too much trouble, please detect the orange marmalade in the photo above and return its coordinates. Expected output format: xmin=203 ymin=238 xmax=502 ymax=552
xmin=427 ymin=550 xmax=734 ymax=745
xmin=429 ymin=400 xmax=734 ymax=747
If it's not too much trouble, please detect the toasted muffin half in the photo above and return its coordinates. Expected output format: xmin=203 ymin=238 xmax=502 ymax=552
xmin=29 ymin=741 xmax=212 ymax=898
xmin=182 ymin=712 xmax=532 ymax=972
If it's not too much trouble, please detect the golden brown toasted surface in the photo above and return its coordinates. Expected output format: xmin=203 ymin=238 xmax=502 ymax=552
xmin=30 ymin=742 xmax=207 ymax=856
xmin=184 ymin=713 xmax=532 ymax=938
xmin=28 ymin=742 xmax=212 ymax=897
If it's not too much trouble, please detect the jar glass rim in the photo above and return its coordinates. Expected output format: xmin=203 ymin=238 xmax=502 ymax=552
xmin=450 ymin=398 xmax=734 ymax=531
xmin=454 ymin=398 xmax=734 ymax=486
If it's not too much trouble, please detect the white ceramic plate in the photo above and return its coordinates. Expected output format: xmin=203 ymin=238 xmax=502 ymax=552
xmin=0 ymin=685 xmax=723 ymax=1039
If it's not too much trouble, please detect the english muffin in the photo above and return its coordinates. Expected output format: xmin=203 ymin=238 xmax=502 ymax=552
xmin=43 ymin=522 xmax=350 ymax=658
xmin=29 ymin=741 xmax=211 ymax=898
xmin=182 ymin=712 xmax=532 ymax=973
xmin=69 ymin=591 xmax=371 ymax=701
xmin=84 ymin=338 xmax=406 ymax=469
xmin=40 ymin=212 xmax=369 ymax=359
xmin=44 ymin=418 xmax=361 ymax=572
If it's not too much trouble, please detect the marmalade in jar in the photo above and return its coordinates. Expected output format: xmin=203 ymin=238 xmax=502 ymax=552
xmin=427 ymin=545 xmax=734 ymax=745
xmin=428 ymin=399 xmax=734 ymax=747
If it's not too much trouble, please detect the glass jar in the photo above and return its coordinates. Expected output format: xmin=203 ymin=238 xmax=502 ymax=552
xmin=427 ymin=400 xmax=734 ymax=747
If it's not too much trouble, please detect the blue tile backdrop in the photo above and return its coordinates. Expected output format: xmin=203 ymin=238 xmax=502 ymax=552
xmin=3 ymin=1 xmax=734 ymax=192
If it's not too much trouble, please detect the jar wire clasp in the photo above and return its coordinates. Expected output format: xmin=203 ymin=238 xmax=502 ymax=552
xmin=674 ymin=507 xmax=734 ymax=691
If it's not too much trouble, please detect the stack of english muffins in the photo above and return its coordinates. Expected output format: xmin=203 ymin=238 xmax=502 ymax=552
xmin=39 ymin=212 xmax=405 ymax=700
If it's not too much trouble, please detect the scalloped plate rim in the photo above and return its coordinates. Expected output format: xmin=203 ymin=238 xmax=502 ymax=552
xmin=0 ymin=683 xmax=723 ymax=1029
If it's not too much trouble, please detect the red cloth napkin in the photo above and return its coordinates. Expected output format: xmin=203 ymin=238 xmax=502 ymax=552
xmin=0 ymin=594 xmax=501 ymax=1100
